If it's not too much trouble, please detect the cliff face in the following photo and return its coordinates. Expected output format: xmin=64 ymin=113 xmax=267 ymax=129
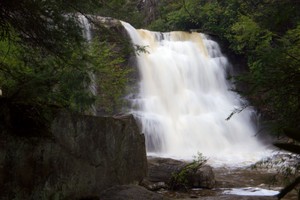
xmin=138 ymin=0 xmax=160 ymax=25
xmin=0 ymin=112 xmax=147 ymax=200
xmin=85 ymin=15 xmax=138 ymax=116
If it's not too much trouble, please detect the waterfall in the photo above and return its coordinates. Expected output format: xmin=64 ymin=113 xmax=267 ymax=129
xmin=78 ymin=15 xmax=97 ymax=115
xmin=78 ymin=15 xmax=92 ymax=42
xmin=122 ymin=22 xmax=270 ymax=166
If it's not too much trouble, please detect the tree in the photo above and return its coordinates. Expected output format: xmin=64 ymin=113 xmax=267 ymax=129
xmin=93 ymin=0 xmax=143 ymax=27
xmin=0 ymin=0 xmax=130 ymax=135
xmin=226 ymin=1 xmax=300 ymax=133
xmin=147 ymin=0 xmax=300 ymax=135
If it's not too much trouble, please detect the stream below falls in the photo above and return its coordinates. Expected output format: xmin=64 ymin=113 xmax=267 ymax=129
xmin=157 ymin=154 xmax=299 ymax=200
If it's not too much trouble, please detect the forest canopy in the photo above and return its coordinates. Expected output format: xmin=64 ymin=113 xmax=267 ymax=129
xmin=0 ymin=0 xmax=299 ymax=136
xmin=0 ymin=0 xmax=131 ymax=135
xmin=147 ymin=0 xmax=300 ymax=134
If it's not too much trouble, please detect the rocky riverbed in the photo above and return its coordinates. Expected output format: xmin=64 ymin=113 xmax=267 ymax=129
xmin=144 ymin=154 xmax=300 ymax=200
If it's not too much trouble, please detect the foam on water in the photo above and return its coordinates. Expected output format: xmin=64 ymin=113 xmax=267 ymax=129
xmin=223 ymin=187 xmax=279 ymax=196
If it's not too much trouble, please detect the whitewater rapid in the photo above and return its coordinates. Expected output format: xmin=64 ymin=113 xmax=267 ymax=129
xmin=122 ymin=22 xmax=271 ymax=166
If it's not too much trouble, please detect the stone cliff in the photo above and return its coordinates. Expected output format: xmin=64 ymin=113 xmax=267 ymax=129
xmin=0 ymin=112 xmax=147 ymax=200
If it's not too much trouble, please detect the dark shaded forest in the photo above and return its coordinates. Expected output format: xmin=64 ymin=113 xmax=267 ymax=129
xmin=145 ymin=0 xmax=300 ymax=136
xmin=0 ymin=0 xmax=300 ymax=199
xmin=1 ymin=0 xmax=299 ymax=136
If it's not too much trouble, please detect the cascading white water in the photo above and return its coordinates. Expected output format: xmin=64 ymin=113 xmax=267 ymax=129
xmin=78 ymin=15 xmax=97 ymax=115
xmin=78 ymin=15 xmax=92 ymax=42
xmin=122 ymin=22 xmax=270 ymax=166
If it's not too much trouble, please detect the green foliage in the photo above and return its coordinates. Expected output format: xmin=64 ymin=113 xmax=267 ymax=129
xmin=148 ymin=0 xmax=200 ymax=31
xmin=93 ymin=0 xmax=143 ymax=27
xmin=134 ymin=45 xmax=149 ymax=55
xmin=0 ymin=0 xmax=131 ymax=135
xmin=241 ymin=24 xmax=300 ymax=132
xmin=0 ymin=34 xmax=105 ymax=135
xmin=89 ymin=38 xmax=131 ymax=114
xmin=147 ymin=18 xmax=169 ymax=32
xmin=229 ymin=15 xmax=273 ymax=53
xmin=170 ymin=152 xmax=207 ymax=190
xmin=148 ymin=0 xmax=300 ymax=135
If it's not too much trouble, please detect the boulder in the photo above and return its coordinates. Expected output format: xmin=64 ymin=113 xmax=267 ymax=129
xmin=148 ymin=157 xmax=186 ymax=183
xmin=99 ymin=185 xmax=169 ymax=200
xmin=0 ymin=112 xmax=147 ymax=200
xmin=140 ymin=178 xmax=168 ymax=191
xmin=147 ymin=157 xmax=215 ymax=190
xmin=186 ymin=165 xmax=216 ymax=189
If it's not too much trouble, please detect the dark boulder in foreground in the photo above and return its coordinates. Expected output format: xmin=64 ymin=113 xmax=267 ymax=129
xmin=99 ymin=185 xmax=169 ymax=200
xmin=0 ymin=112 xmax=147 ymax=200
xmin=145 ymin=157 xmax=215 ymax=190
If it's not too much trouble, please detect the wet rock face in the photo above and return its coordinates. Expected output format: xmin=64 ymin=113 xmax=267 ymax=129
xmin=0 ymin=112 xmax=147 ymax=200
xmin=92 ymin=16 xmax=121 ymax=28
xmin=90 ymin=15 xmax=129 ymax=36
xmin=138 ymin=0 xmax=160 ymax=25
